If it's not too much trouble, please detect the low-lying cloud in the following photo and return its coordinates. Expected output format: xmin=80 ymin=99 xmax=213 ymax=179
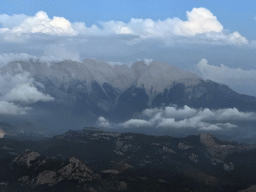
xmin=0 ymin=101 xmax=31 ymax=115
xmin=97 ymin=105 xmax=256 ymax=132
xmin=0 ymin=53 xmax=64 ymax=67
xmin=4 ymin=83 xmax=54 ymax=103
xmin=0 ymin=70 xmax=54 ymax=115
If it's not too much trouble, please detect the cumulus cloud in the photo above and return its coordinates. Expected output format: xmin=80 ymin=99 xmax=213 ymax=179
xmin=0 ymin=8 xmax=252 ymax=67
xmin=173 ymin=7 xmax=223 ymax=36
xmin=0 ymin=13 xmax=27 ymax=28
xmin=0 ymin=101 xmax=31 ymax=115
xmin=97 ymin=116 xmax=110 ymax=128
xmin=97 ymin=105 xmax=256 ymax=132
xmin=100 ymin=7 xmax=224 ymax=38
xmin=0 ymin=8 xmax=249 ymax=46
xmin=4 ymin=83 xmax=54 ymax=103
xmin=121 ymin=119 xmax=152 ymax=128
xmin=10 ymin=11 xmax=76 ymax=35
xmin=196 ymin=59 xmax=256 ymax=89
xmin=0 ymin=70 xmax=54 ymax=115
xmin=0 ymin=71 xmax=54 ymax=107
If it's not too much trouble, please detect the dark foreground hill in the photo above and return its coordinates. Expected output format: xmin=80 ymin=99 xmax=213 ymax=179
xmin=1 ymin=127 xmax=256 ymax=192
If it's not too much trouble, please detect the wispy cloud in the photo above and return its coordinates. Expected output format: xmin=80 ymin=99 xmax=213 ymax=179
xmin=196 ymin=59 xmax=256 ymax=94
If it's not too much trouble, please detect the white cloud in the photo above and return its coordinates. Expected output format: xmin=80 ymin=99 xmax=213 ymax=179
xmin=0 ymin=53 xmax=36 ymax=67
xmin=0 ymin=72 xmax=33 ymax=94
xmin=227 ymin=31 xmax=248 ymax=45
xmin=97 ymin=116 xmax=110 ymax=128
xmin=173 ymin=7 xmax=223 ymax=36
xmin=196 ymin=58 xmax=256 ymax=86
xmin=0 ymin=101 xmax=31 ymax=115
xmin=0 ymin=8 xmax=249 ymax=46
xmin=0 ymin=53 xmax=64 ymax=68
xmin=164 ymin=105 xmax=197 ymax=119
xmin=1 ymin=11 xmax=76 ymax=36
xmin=115 ymin=105 xmax=255 ymax=132
xmin=136 ymin=58 xmax=153 ymax=65
xmin=0 ymin=71 xmax=54 ymax=104
xmin=0 ymin=13 xmax=27 ymax=28
xmin=4 ymin=83 xmax=54 ymax=103
xmin=121 ymin=119 xmax=152 ymax=128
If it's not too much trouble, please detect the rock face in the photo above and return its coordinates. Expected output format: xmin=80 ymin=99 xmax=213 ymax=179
xmin=36 ymin=170 xmax=58 ymax=186
xmin=178 ymin=142 xmax=193 ymax=150
xmin=1 ymin=58 xmax=256 ymax=126
xmin=58 ymin=157 xmax=100 ymax=182
xmin=238 ymin=185 xmax=256 ymax=192
xmin=12 ymin=150 xmax=41 ymax=168
xmin=200 ymin=133 xmax=236 ymax=159
xmin=9 ymin=150 xmax=101 ymax=190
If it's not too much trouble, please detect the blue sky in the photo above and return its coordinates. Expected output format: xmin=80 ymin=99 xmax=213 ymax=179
xmin=0 ymin=0 xmax=256 ymax=96
xmin=1 ymin=0 xmax=255 ymax=39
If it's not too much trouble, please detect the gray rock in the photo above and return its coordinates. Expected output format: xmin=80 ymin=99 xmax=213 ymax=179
xmin=12 ymin=150 xmax=41 ymax=168
xmin=58 ymin=157 xmax=100 ymax=182
xmin=36 ymin=170 xmax=59 ymax=186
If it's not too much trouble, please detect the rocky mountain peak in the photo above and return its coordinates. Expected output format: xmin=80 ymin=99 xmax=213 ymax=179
xmin=200 ymin=133 xmax=216 ymax=146
xmin=12 ymin=150 xmax=41 ymax=168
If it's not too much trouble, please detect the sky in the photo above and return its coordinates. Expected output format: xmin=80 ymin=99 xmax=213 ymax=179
xmin=0 ymin=0 xmax=256 ymax=95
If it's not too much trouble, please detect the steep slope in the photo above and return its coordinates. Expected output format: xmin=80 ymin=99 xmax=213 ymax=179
xmin=0 ymin=58 xmax=256 ymax=126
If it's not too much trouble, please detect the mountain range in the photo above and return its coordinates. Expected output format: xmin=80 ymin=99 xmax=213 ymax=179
xmin=0 ymin=58 xmax=256 ymax=135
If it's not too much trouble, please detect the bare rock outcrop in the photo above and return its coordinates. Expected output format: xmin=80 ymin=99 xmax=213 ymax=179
xmin=57 ymin=157 xmax=100 ymax=182
xmin=36 ymin=170 xmax=59 ymax=186
xmin=12 ymin=149 xmax=41 ymax=168
xmin=162 ymin=146 xmax=176 ymax=153
xmin=200 ymin=134 xmax=235 ymax=159
xmin=178 ymin=142 xmax=193 ymax=150
xmin=238 ymin=185 xmax=256 ymax=192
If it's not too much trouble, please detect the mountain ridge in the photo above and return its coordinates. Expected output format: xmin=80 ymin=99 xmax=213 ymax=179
xmin=0 ymin=58 xmax=256 ymax=133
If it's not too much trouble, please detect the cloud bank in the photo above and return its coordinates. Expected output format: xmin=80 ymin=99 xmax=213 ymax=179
xmin=0 ymin=8 xmax=249 ymax=45
xmin=97 ymin=105 xmax=256 ymax=132
xmin=0 ymin=11 xmax=76 ymax=35
xmin=0 ymin=70 xmax=54 ymax=115
xmin=0 ymin=101 xmax=31 ymax=115
xmin=0 ymin=8 xmax=253 ymax=67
